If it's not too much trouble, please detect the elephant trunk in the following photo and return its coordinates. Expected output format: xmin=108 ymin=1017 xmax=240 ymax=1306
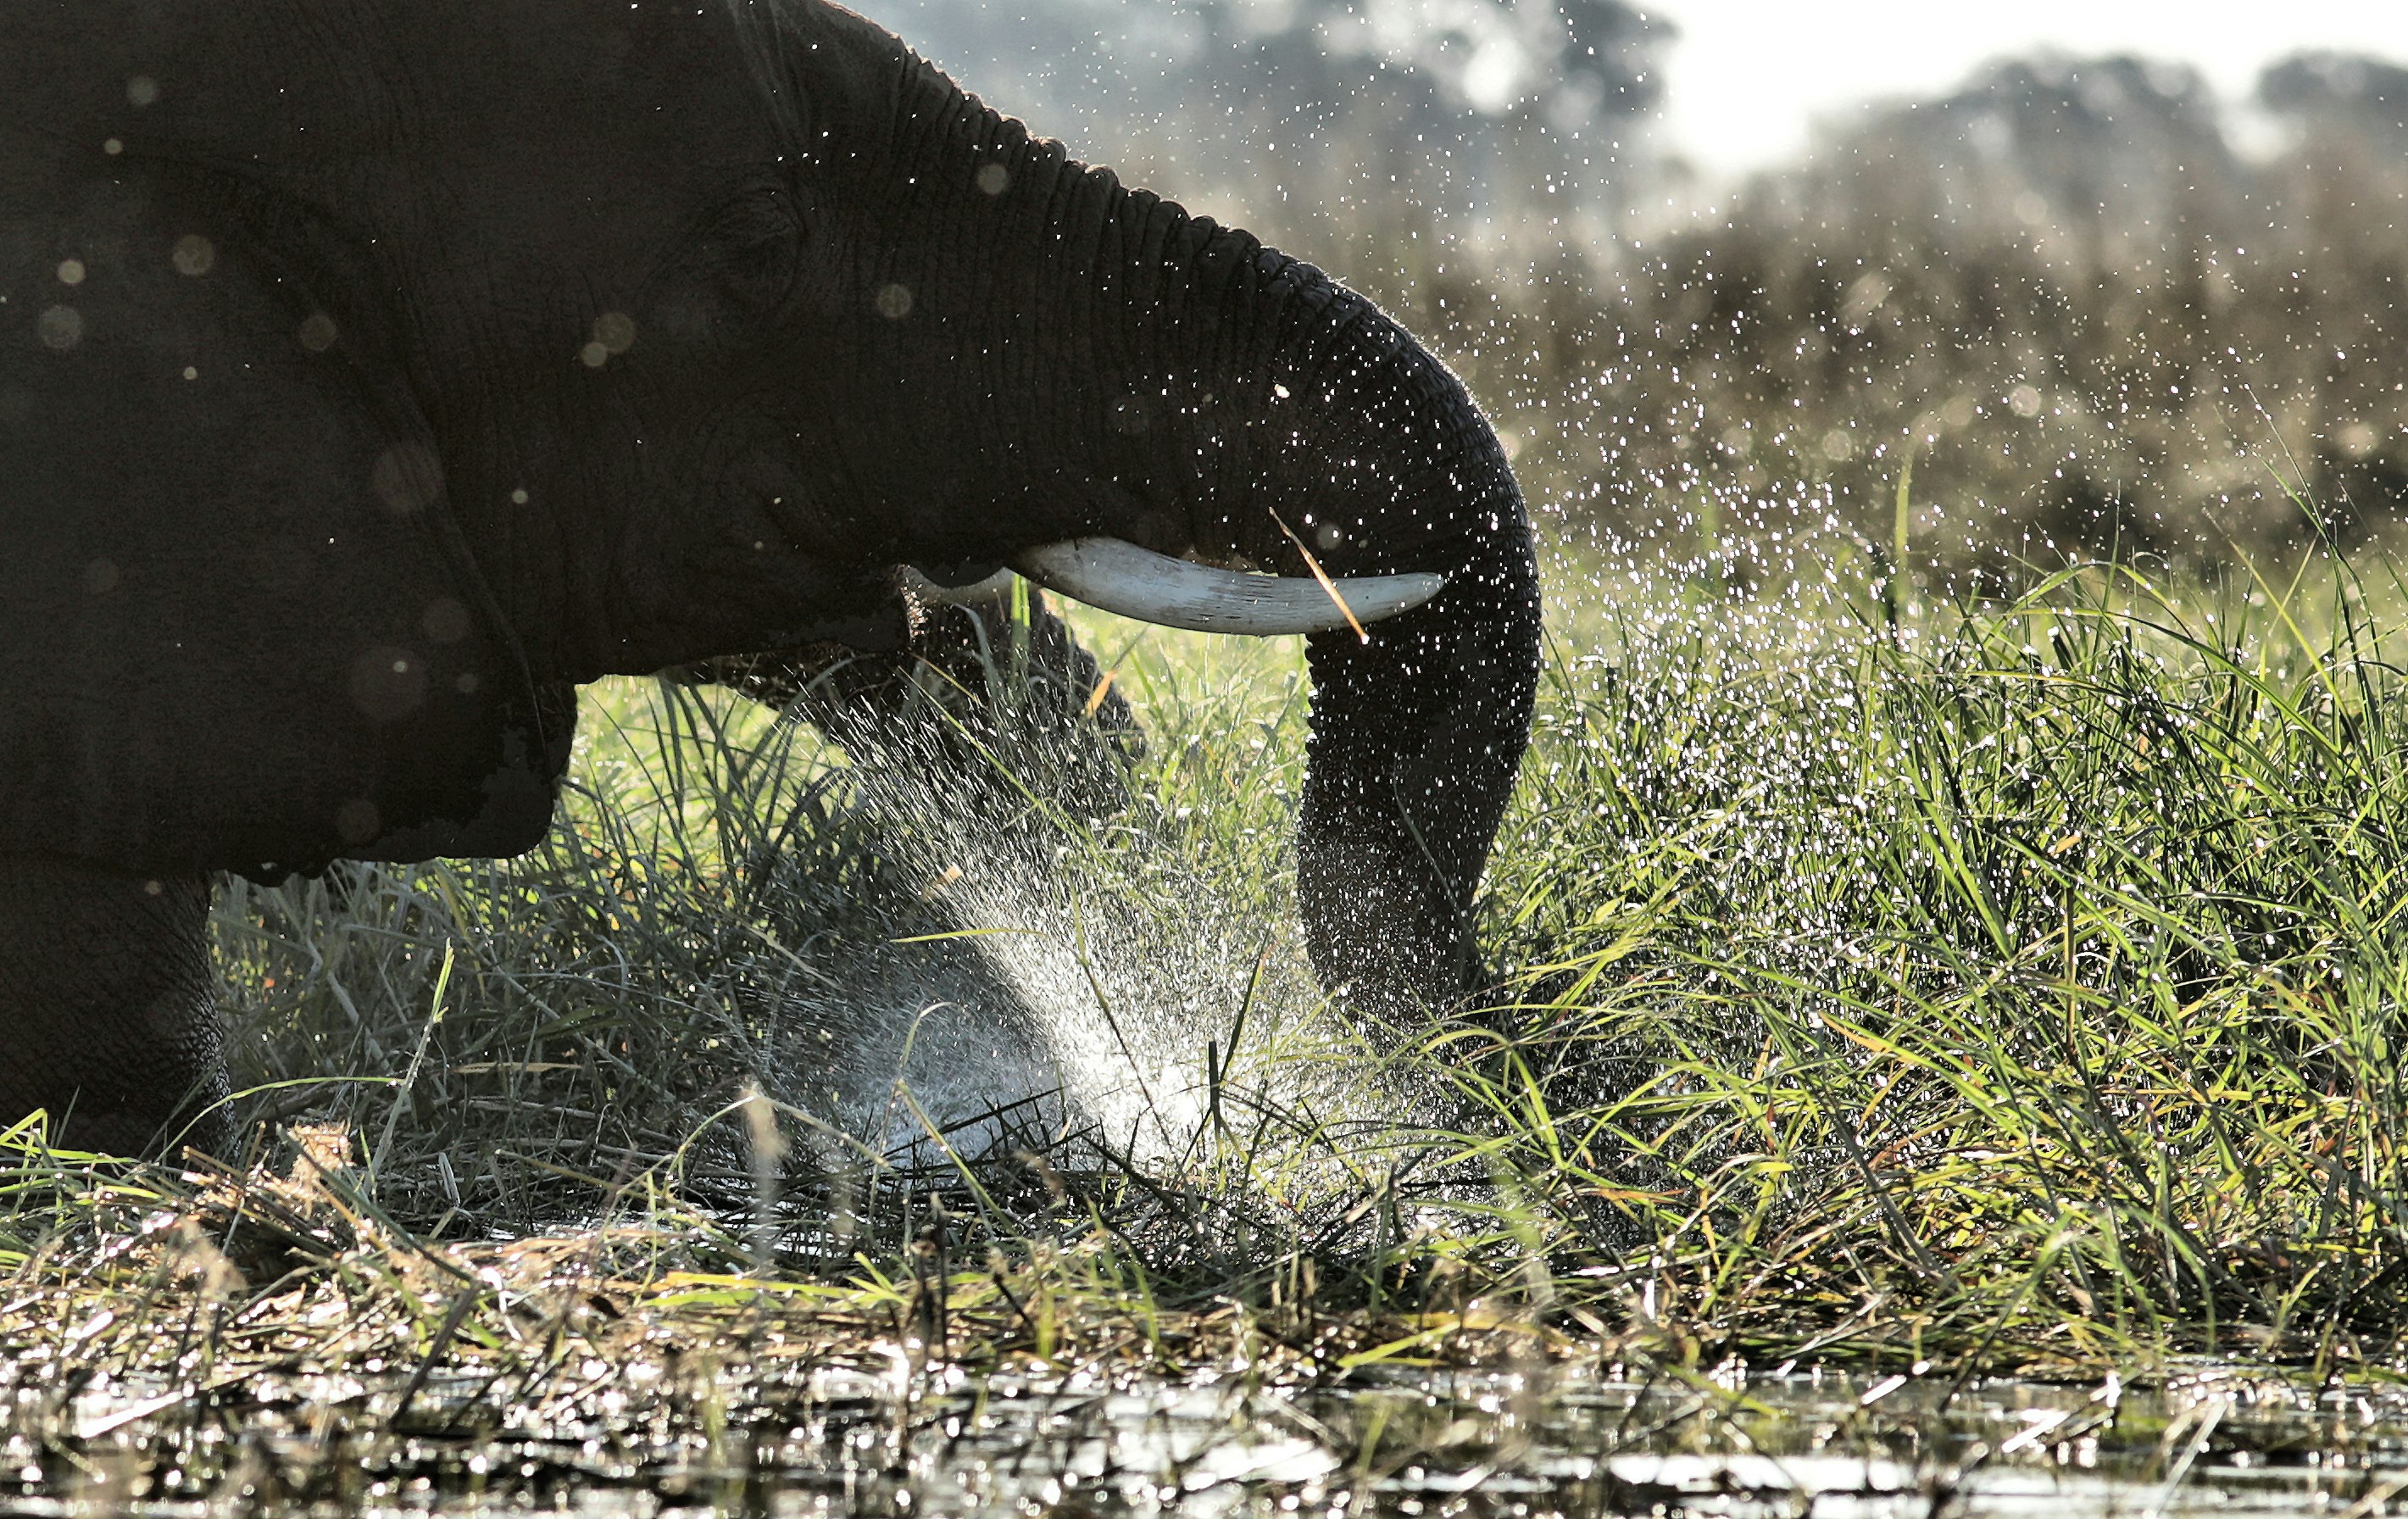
xmin=1132 ymin=216 xmax=1542 ymax=1020
xmin=1243 ymin=262 xmax=1541 ymax=1019
xmin=915 ymin=82 xmax=1541 ymax=1020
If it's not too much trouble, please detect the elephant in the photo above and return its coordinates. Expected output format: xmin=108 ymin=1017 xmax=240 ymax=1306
xmin=0 ymin=0 xmax=1542 ymax=1158
xmin=677 ymin=576 xmax=1147 ymax=829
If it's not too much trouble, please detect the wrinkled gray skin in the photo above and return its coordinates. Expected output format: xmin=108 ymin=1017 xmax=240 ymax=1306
xmin=0 ymin=0 xmax=1540 ymax=1157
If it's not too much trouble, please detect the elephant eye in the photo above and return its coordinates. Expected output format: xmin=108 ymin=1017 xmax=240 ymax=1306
xmin=697 ymin=183 xmax=805 ymax=317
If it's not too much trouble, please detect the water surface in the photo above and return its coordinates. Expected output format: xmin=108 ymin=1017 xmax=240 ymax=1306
xmin=18 ymin=1359 xmax=2406 ymax=1516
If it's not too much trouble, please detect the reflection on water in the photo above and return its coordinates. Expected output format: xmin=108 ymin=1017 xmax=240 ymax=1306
xmin=12 ymin=1359 xmax=2408 ymax=1516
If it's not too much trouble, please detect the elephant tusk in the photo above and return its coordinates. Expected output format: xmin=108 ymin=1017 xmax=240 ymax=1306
xmin=898 ymin=565 xmax=1018 ymax=605
xmin=1006 ymin=537 xmax=1444 ymax=637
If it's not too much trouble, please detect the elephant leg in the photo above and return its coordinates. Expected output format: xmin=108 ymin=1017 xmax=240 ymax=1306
xmin=691 ymin=586 xmax=1143 ymax=821
xmin=0 ymin=859 xmax=231 ymax=1158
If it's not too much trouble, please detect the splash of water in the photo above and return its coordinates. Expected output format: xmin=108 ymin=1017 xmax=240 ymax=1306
xmin=763 ymin=714 xmax=1412 ymax=1176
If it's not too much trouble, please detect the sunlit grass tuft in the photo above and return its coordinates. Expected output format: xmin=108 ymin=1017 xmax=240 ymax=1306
xmin=1469 ymin=548 xmax=2408 ymax=1375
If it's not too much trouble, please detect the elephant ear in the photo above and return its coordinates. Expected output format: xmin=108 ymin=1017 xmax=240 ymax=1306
xmin=0 ymin=163 xmax=568 ymax=877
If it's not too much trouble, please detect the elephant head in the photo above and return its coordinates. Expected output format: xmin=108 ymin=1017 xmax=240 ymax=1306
xmin=0 ymin=0 xmax=1538 ymax=1150
xmin=617 ymin=1 xmax=1541 ymax=1014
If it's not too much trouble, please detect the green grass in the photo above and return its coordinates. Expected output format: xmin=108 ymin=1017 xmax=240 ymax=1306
xmin=12 ymin=537 xmax=2408 ymax=1410
xmin=1473 ymin=547 xmax=2408 ymax=1375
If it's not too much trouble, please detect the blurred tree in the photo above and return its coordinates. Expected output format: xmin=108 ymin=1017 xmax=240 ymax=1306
xmin=851 ymin=0 xmax=1670 ymax=289
xmin=1482 ymin=48 xmax=2408 ymax=573
xmin=2260 ymin=51 xmax=2408 ymax=140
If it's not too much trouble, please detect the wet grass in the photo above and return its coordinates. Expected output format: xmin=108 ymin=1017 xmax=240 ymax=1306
xmin=11 ymin=538 xmax=2408 ymax=1505
xmin=1476 ymin=545 xmax=2408 ymax=1378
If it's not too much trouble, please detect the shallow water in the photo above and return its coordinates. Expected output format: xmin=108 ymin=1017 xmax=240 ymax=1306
xmin=18 ymin=1360 xmax=2408 ymax=1516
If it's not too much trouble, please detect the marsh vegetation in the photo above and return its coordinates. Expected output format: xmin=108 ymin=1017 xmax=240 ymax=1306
xmin=13 ymin=535 xmax=2408 ymax=1511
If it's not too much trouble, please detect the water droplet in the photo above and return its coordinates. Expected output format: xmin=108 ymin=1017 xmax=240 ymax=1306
xmin=421 ymin=598 xmax=472 ymax=643
xmin=371 ymin=442 xmax=443 ymax=515
xmin=592 ymin=310 xmax=637 ymax=355
xmin=36 ymin=306 xmax=81 ymax=350
xmin=335 ymin=798 xmax=381 ymax=843
xmin=348 ymin=645 xmax=426 ymax=721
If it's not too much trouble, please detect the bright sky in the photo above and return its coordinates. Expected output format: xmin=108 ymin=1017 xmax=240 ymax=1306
xmin=1640 ymin=0 xmax=2408 ymax=180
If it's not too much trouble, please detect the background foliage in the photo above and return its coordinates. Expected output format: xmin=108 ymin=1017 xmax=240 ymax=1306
xmin=868 ymin=0 xmax=2408 ymax=570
